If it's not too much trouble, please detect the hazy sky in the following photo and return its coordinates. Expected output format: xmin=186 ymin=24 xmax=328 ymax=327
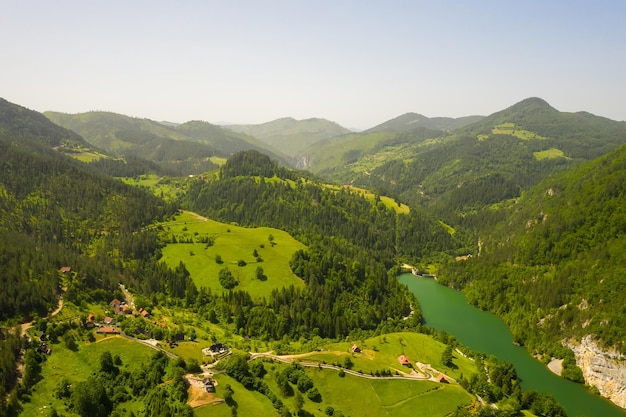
xmin=2 ymin=1 xmax=625 ymax=129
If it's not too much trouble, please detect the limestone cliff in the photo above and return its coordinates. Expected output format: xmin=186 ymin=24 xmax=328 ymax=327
xmin=567 ymin=335 xmax=626 ymax=409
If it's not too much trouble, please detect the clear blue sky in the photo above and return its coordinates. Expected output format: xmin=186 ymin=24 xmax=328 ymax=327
xmin=2 ymin=1 xmax=625 ymax=129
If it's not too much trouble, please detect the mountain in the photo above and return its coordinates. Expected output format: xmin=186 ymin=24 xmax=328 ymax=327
xmin=439 ymin=141 xmax=626 ymax=398
xmin=0 ymin=98 xmax=88 ymax=149
xmin=224 ymin=117 xmax=351 ymax=157
xmin=0 ymin=98 xmax=175 ymax=321
xmin=44 ymin=111 xmax=288 ymax=173
xmin=365 ymin=112 xmax=484 ymax=134
xmin=307 ymin=97 xmax=626 ymax=220
xmin=175 ymin=119 xmax=287 ymax=160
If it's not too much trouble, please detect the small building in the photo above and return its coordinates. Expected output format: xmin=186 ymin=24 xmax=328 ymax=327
xmin=109 ymin=299 xmax=122 ymax=308
xmin=351 ymin=344 xmax=361 ymax=353
xmin=38 ymin=344 xmax=52 ymax=355
xmin=398 ymin=355 xmax=412 ymax=367
xmin=86 ymin=313 xmax=96 ymax=328
xmin=203 ymin=377 xmax=216 ymax=393
xmin=103 ymin=316 xmax=114 ymax=325
xmin=210 ymin=343 xmax=228 ymax=354
xmin=97 ymin=327 xmax=120 ymax=335
xmin=141 ymin=309 xmax=151 ymax=318
xmin=437 ymin=374 xmax=449 ymax=383
xmin=59 ymin=266 xmax=72 ymax=274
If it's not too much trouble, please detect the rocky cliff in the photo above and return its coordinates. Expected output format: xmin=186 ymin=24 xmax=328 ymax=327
xmin=567 ymin=335 xmax=626 ymax=409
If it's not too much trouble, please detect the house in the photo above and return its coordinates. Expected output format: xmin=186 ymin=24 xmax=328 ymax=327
xmin=398 ymin=355 xmax=412 ymax=367
xmin=209 ymin=343 xmax=228 ymax=354
xmin=141 ymin=309 xmax=151 ymax=318
xmin=86 ymin=313 xmax=96 ymax=328
xmin=109 ymin=299 xmax=122 ymax=308
xmin=59 ymin=266 xmax=72 ymax=274
xmin=203 ymin=378 xmax=216 ymax=393
xmin=351 ymin=344 xmax=361 ymax=353
xmin=437 ymin=374 xmax=449 ymax=383
xmin=97 ymin=327 xmax=120 ymax=335
xmin=37 ymin=344 xmax=52 ymax=355
xmin=103 ymin=316 xmax=114 ymax=325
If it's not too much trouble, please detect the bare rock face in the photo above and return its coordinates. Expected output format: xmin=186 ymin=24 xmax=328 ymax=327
xmin=567 ymin=335 xmax=626 ymax=409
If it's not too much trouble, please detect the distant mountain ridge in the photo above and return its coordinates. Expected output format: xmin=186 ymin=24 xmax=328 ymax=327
xmin=224 ymin=117 xmax=351 ymax=157
xmin=365 ymin=112 xmax=484 ymax=134
xmin=45 ymin=110 xmax=289 ymax=170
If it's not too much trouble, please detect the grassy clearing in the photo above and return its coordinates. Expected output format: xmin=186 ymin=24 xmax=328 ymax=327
xmin=22 ymin=336 xmax=155 ymax=416
xmin=159 ymin=212 xmax=306 ymax=300
xmin=304 ymin=365 xmax=473 ymax=417
xmin=64 ymin=150 xmax=108 ymax=162
xmin=302 ymin=332 xmax=476 ymax=381
xmin=492 ymin=123 xmax=547 ymax=140
xmin=324 ymin=184 xmax=410 ymax=214
xmin=534 ymin=148 xmax=568 ymax=160
xmin=195 ymin=373 xmax=277 ymax=417
xmin=122 ymin=174 xmax=188 ymax=200
xmin=209 ymin=156 xmax=228 ymax=166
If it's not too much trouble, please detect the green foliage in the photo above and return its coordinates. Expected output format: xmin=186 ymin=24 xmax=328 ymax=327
xmin=219 ymin=267 xmax=239 ymax=290
xmin=441 ymin=344 xmax=454 ymax=367
xmin=442 ymin=143 xmax=626 ymax=354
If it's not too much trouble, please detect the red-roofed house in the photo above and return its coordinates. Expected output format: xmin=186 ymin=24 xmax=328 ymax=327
xmin=398 ymin=355 xmax=411 ymax=367
xmin=103 ymin=316 xmax=114 ymax=325
xmin=351 ymin=344 xmax=361 ymax=353
xmin=97 ymin=327 xmax=120 ymax=335
xmin=437 ymin=374 xmax=449 ymax=383
xmin=109 ymin=299 xmax=122 ymax=308
xmin=59 ymin=266 xmax=72 ymax=274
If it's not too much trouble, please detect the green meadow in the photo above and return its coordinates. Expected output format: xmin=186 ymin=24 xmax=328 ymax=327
xmin=21 ymin=336 xmax=155 ymax=417
xmin=491 ymin=123 xmax=548 ymax=140
xmin=324 ymin=184 xmax=410 ymax=214
xmin=159 ymin=211 xmax=306 ymax=300
xmin=198 ymin=359 xmax=474 ymax=417
xmin=534 ymin=148 xmax=568 ymax=160
xmin=300 ymin=332 xmax=476 ymax=381
xmin=122 ymin=174 xmax=189 ymax=201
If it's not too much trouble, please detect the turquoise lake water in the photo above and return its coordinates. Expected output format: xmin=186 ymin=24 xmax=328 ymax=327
xmin=399 ymin=273 xmax=626 ymax=417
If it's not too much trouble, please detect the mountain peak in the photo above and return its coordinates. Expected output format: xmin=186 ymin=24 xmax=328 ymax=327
xmin=508 ymin=97 xmax=557 ymax=113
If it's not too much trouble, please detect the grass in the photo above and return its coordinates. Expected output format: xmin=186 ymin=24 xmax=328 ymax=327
xmin=324 ymin=184 xmax=410 ymax=214
xmin=64 ymin=150 xmax=108 ymax=162
xmin=21 ymin=335 xmax=156 ymax=416
xmin=492 ymin=123 xmax=547 ymax=140
xmin=195 ymin=373 xmax=278 ymax=417
xmin=121 ymin=174 xmax=188 ymax=201
xmin=159 ymin=211 xmax=306 ymax=300
xmin=301 ymin=332 xmax=476 ymax=381
xmin=534 ymin=148 xmax=568 ymax=160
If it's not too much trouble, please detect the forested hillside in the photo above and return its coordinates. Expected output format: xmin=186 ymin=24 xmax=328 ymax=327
xmin=364 ymin=112 xmax=483 ymax=134
xmin=0 ymin=100 xmax=177 ymax=320
xmin=181 ymin=150 xmax=460 ymax=338
xmin=304 ymin=98 xmax=626 ymax=233
xmin=44 ymin=111 xmax=287 ymax=175
xmin=440 ymin=142 xmax=626 ymax=359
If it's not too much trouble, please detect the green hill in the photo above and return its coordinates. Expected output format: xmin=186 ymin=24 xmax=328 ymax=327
xmin=44 ymin=111 xmax=288 ymax=174
xmin=308 ymin=98 xmax=626 ymax=223
xmin=441 ymin=142 xmax=626 ymax=356
xmin=365 ymin=112 xmax=484 ymax=134
xmin=225 ymin=117 xmax=351 ymax=158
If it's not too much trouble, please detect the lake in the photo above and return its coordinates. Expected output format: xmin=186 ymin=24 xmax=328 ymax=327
xmin=399 ymin=273 xmax=626 ymax=417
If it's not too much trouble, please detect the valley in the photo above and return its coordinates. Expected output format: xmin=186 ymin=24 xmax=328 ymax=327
xmin=1 ymin=96 xmax=625 ymax=417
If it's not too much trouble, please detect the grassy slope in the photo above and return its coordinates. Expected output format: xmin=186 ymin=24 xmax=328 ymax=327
xmin=202 ymin=358 xmax=473 ymax=417
xmin=22 ymin=336 xmax=155 ymax=417
xmin=159 ymin=211 xmax=306 ymax=300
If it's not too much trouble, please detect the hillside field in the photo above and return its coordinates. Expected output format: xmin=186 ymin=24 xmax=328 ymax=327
xmin=159 ymin=211 xmax=306 ymax=299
